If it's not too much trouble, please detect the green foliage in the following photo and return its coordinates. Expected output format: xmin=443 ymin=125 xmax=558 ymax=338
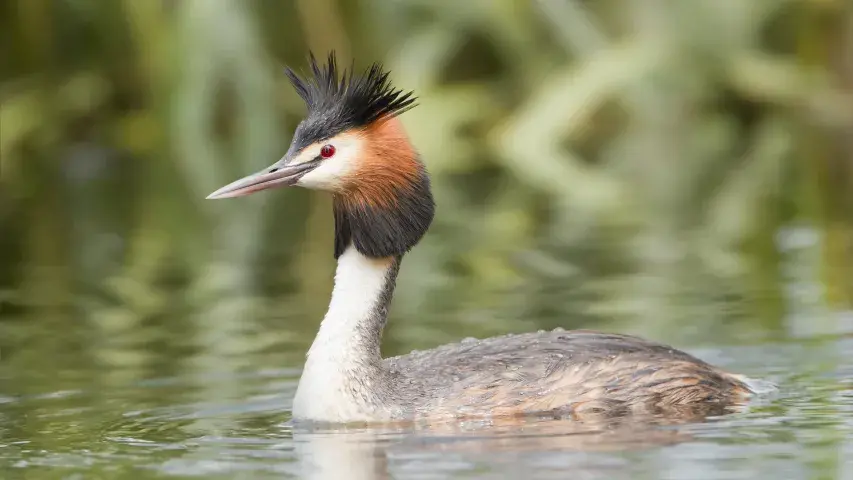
xmin=1 ymin=0 xmax=851 ymax=355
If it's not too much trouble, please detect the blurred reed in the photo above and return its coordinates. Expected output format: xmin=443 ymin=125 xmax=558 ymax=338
xmin=1 ymin=0 xmax=851 ymax=358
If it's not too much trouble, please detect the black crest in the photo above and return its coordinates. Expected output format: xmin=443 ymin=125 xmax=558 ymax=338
xmin=284 ymin=52 xmax=418 ymax=153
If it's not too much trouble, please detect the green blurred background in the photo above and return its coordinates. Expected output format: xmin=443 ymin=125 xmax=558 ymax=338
xmin=1 ymin=0 xmax=852 ymax=385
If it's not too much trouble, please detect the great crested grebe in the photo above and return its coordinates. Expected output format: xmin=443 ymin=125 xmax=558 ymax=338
xmin=207 ymin=53 xmax=762 ymax=424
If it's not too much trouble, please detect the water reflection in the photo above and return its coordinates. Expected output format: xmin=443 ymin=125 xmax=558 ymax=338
xmin=294 ymin=428 xmax=390 ymax=480
xmin=293 ymin=416 xmax=696 ymax=480
xmin=2 ymin=330 xmax=849 ymax=479
xmin=1 ymin=219 xmax=850 ymax=478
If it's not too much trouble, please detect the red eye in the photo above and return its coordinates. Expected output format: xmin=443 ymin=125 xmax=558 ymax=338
xmin=320 ymin=144 xmax=336 ymax=158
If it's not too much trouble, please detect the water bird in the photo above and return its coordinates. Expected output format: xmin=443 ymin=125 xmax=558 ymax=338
xmin=207 ymin=53 xmax=763 ymax=424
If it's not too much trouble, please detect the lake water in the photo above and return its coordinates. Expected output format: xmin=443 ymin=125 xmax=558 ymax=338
xmin=1 ymin=226 xmax=852 ymax=479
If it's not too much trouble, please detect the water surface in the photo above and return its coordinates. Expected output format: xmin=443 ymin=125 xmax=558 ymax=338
xmin=2 ymin=227 xmax=851 ymax=479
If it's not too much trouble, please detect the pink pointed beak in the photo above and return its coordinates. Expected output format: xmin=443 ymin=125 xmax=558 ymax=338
xmin=206 ymin=160 xmax=318 ymax=199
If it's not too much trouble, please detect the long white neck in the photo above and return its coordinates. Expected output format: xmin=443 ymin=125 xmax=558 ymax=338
xmin=292 ymin=246 xmax=400 ymax=423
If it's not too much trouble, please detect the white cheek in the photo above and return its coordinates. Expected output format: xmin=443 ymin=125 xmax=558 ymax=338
xmin=295 ymin=140 xmax=362 ymax=191
xmin=296 ymin=156 xmax=352 ymax=190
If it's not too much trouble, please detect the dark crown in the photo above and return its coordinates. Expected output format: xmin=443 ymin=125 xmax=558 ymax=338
xmin=284 ymin=52 xmax=417 ymax=152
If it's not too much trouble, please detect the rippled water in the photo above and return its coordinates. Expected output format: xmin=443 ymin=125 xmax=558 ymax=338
xmin=2 ymin=329 xmax=852 ymax=479
xmin=2 ymin=226 xmax=852 ymax=479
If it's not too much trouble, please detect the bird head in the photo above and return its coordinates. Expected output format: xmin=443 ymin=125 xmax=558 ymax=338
xmin=207 ymin=53 xmax=435 ymax=259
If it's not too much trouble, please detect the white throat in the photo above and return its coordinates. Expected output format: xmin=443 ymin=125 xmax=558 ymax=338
xmin=292 ymin=246 xmax=398 ymax=422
